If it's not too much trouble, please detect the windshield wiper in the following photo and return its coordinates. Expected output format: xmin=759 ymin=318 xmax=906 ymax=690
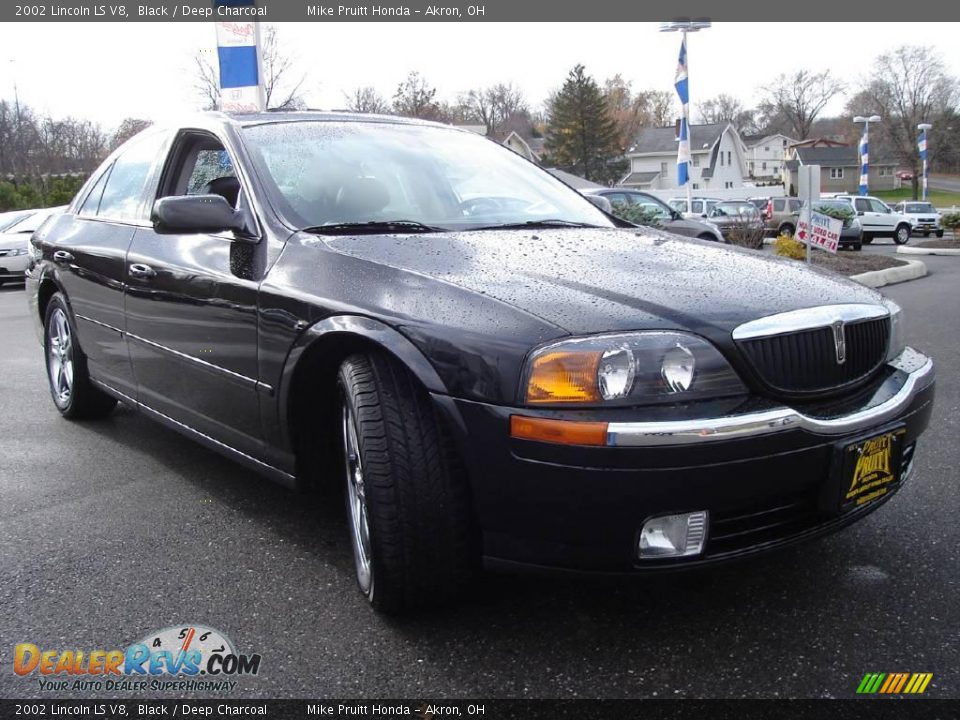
xmin=468 ymin=219 xmax=602 ymax=231
xmin=302 ymin=220 xmax=448 ymax=235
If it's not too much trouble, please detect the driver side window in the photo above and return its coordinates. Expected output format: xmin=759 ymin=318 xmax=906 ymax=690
xmin=160 ymin=133 xmax=243 ymax=211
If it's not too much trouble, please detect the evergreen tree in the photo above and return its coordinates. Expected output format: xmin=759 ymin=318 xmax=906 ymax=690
xmin=545 ymin=65 xmax=624 ymax=185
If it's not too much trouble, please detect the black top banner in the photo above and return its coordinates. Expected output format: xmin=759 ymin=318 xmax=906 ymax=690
xmin=3 ymin=0 xmax=960 ymax=21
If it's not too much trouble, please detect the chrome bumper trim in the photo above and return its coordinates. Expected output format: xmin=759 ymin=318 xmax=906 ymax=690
xmin=607 ymin=350 xmax=933 ymax=447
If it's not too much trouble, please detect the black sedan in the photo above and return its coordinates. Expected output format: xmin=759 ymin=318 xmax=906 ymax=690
xmin=26 ymin=113 xmax=934 ymax=612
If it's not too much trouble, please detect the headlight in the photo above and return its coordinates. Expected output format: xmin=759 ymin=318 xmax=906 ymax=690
xmin=882 ymin=298 xmax=905 ymax=361
xmin=8 ymin=247 xmax=27 ymax=257
xmin=523 ymin=331 xmax=746 ymax=406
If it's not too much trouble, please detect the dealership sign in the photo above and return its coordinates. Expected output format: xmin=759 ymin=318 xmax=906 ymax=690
xmin=797 ymin=210 xmax=843 ymax=254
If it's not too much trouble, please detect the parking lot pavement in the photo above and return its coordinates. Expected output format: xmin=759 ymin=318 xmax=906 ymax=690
xmin=0 ymin=260 xmax=958 ymax=700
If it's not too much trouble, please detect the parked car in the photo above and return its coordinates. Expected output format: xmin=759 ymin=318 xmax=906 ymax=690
xmin=707 ymin=200 xmax=766 ymax=246
xmin=582 ymin=188 xmax=725 ymax=243
xmin=833 ymin=195 xmax=914 ymax=245
xmin=893 ymin=201 xmax=944 ymax=238
xmin=792 ymin=199 xmax=865 ymax=251
xmin=746 ymin=196 xmax=771 ymax=220
xmin=0 ymin=209 xmax=35 ymax=232
xmin=896 ymin=171 xmax=914 ymax=181
xmin=27 ymin=113 xmax=934 ymax=612
xmin=758 ymin=197 xmax=804 ymax=237
xmin=667 ymin=196 xmax=721 ymax=219
xmin=0 ymin=207 xmax=66 ymax=286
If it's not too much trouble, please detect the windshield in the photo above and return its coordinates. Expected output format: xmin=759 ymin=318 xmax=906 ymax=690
xmin=242 ymin=121 xmax=614 ymax=232
xmin=903 ymin=203 xmax=935 ymax=213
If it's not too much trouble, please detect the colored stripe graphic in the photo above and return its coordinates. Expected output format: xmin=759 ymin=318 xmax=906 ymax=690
xmin=857 ymin=672 xmax=933 ymax=694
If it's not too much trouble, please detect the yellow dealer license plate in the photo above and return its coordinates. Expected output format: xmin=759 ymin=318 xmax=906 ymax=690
xmin=839 ymin=428 xmax=906 ymax=512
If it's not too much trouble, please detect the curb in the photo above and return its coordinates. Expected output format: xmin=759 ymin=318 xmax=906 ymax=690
xmin=850 ymin=259 xmax=927 ymax=289
xmin=896 ymin=245 xmax=960 ymax=256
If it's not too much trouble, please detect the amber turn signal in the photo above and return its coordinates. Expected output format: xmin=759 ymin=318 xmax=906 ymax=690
xmin=525 ymin=350 xmax=602 ymax=404
xmin=510 ymin=415 xmax=609 ymax=447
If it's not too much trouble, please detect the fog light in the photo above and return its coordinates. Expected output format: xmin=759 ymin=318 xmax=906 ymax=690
xmin=638 ymin=511 xmax=708 ymax=559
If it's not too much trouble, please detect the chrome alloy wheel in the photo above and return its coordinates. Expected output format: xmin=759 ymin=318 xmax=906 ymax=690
xmin=48 ymin=307 xmax=74 ymax=407
xmin=342 ymin=402 xmax=373 ymax=595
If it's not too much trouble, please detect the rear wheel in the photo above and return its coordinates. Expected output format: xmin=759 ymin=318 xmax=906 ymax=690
xmin=44 ymin=293 xmax=117 ymax=420
xmin=778 ymin=223 xmax=795 ymax=238
xmin=862 ymin=236 xmax=874 ymax=245
xmin=936 ymin=229 xmax=945 ymax=238
xmin=337 ymin=353 xmax=475 ymax=613
xmin=697 ymin=233 xmax=718 ymax=242
xmin=894 ymin=224 xmax=911 ymax=245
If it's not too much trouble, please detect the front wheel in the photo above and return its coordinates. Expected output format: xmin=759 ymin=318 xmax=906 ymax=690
xmin=44 ymin=293 xmax=117 ymax=419
xmin=936 ymin=229 xmax=945 ymax=238
xmin=862 ymin=236 xmax=874 ymax=245
xmin=337 ymin=353 xmax=475 ymax=613
xmin=894 ymin=224 xmax=911 ymax=245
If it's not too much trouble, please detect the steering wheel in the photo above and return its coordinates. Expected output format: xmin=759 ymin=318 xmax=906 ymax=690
xmin=459 ymin=197 xmax=503 ymax=216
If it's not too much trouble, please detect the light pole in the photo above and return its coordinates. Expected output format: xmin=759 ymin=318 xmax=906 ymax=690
xmin=853 ymin=115 xmax=881 ymax=196
xmin=918 ymin=123 xmax=932 ymax=202
xmin=660 ymin=19 xmax=711 ymax=215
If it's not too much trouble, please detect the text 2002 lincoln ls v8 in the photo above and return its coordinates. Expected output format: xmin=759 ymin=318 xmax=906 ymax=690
xmin=26 ymin=112 xmax=934 ymax=612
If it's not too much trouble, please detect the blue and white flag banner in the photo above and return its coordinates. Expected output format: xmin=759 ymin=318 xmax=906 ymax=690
xmin=674 ymin=35 xmax=690 ymax=187
xmin=858 ymin=131 xmax=869 ymax=196
xmin=918 ymin=130 xmax=928 ymax=201
xmin=213 ymin=0 xmax=264 ymax=112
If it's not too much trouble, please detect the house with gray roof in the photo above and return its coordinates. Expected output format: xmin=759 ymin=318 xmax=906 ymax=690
xmin=622 ymin=123 xmax=747 ymax=191
xmin=783 ymin=146 xmax=898 ymax=194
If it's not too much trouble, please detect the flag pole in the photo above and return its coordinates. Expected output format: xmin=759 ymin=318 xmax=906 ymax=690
xmin=684 ymin=29 xmax=692 ymax=216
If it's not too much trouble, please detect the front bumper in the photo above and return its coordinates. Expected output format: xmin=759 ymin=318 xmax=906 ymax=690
xmin=435 ymin=348 xmax=935 ymax=574
xmin=0 ymin=252 xmax=28 ymax=281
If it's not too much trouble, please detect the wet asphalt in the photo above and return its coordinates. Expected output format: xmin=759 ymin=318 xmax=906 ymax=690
xmin=0 ymin=244 xmax=957 ymax=700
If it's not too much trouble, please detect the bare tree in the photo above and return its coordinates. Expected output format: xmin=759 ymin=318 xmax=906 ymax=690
xmin=639 ymin=89 xmax=676 ymax=129
xmin=193 ymin=25 xmax=307 ymax=111
xmin=344 ymin=86 xmax=389 ymax=114
xmin=110 ymin=118 xmax=153 ymax=150
xmin=697 ymin=93 xmax=757 ymax=133
xmin=854 ymin=46 xmax=959 ymax=199
xmin=460 ymin=83 xmax=528 ymax=136
xmin=760 ymin=69 xmax=845 ymax=140
xmin=392 ymin=72 xmax=442 ymax=120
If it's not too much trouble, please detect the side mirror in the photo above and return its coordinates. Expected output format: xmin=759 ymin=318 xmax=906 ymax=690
xmin=152 ymin=195 xmax=247 ymax=236
xmin=585 ymin=194 xmax=612 ymax=213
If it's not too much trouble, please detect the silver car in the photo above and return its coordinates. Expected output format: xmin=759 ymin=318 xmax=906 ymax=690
xmin=583 ymin=188 xmax=725 ymax=243
xmin=0 ymin=207 xmax=65 ymax=286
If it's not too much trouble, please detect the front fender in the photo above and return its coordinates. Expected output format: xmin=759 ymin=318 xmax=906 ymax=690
xmin=272 ymin=315 xmax=450 ymax=453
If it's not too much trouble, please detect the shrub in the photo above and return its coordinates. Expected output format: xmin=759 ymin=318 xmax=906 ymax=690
xmin=610 ymin=201 xmax=664 ymax=228
xmin=774 ymin=235 xmax=806 ymax=260
xmin=942 ymin=212 xmax=960 ymax=233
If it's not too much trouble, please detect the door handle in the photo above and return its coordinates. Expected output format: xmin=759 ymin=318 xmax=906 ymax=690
xmin=129 ymin=263 xmax=157 ymax=279
xmin=53 ymin=250 xmax=74 ymax=264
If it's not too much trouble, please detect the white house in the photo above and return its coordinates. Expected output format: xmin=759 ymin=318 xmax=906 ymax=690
xmin=621 ymin=123 xmax=748 ymax=191
xmin=741 ymin=133 xmax=796 ymax=182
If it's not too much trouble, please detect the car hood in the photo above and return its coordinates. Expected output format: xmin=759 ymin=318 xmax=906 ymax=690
xmin=323 ymin=227 xmax=881 ymax=337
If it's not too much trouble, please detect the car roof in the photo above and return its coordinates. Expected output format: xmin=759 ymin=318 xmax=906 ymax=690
xmin=179 ymin=110 xmax=451 ymax=132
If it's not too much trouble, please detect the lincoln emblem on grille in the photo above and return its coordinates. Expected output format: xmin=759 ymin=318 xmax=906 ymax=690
xmin=831 ymin=320 xmax=847 ymax=365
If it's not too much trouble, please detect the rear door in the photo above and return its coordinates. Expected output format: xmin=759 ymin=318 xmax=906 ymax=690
xmin=124 ymin=130 xmax=264 ymax=455
xmin=49 ymin=130 xmax=170 ymax=397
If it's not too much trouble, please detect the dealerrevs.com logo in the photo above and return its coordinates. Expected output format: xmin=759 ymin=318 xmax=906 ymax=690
xmin=14 ymin=624 xmax=262 ymax=693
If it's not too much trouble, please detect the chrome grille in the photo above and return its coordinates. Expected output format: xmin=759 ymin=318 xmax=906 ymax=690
xmin=737 ymin=317 xmax=889 ymax=396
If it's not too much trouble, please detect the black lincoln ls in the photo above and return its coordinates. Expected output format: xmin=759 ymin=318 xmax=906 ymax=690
xmin=26 ymin=112 xmax=934 ymax=612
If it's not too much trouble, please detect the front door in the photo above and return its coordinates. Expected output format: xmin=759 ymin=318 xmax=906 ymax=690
xmin=124 ymin=131 xmax=264 ymax=455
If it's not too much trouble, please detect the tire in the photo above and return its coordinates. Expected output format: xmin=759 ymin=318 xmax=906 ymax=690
xmin=894 ymin=224 xmax=911 ymax=245
xmin=853 ymin=241 xmax=863 ymax=251
xmin=697 ymin=233 xmax=718 ymax=242
xmin=337 ymin=352 xmax=475 ymax=613
xmin=936 ymin=230 xmax=945 ymax=239
xmin=43 ymin=293 xmax=117 ymax=420
xmin=778 ymin=223 xmax=795 ymax=238
xmin=862 ymin=236 xmax=874 ymax=245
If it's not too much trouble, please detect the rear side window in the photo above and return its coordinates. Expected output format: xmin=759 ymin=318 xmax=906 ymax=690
xmin=788 ymin=199 xmax=801 ymax=211
xmin=604 ymin=193 xmax=630 ymax=205
xmin=773 ymin=199 xmax=785 ymax=211
xmin=691 ymin=201 xmax=703 ymax=213
xmin=78 ymin=165 xmax=112 ymax=217
xmin=97 ymin=132 xmax=168 ymax=221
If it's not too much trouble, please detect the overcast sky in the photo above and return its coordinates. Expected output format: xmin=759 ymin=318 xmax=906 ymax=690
xmin=4 ymin=22 xmax=959 ymax=129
